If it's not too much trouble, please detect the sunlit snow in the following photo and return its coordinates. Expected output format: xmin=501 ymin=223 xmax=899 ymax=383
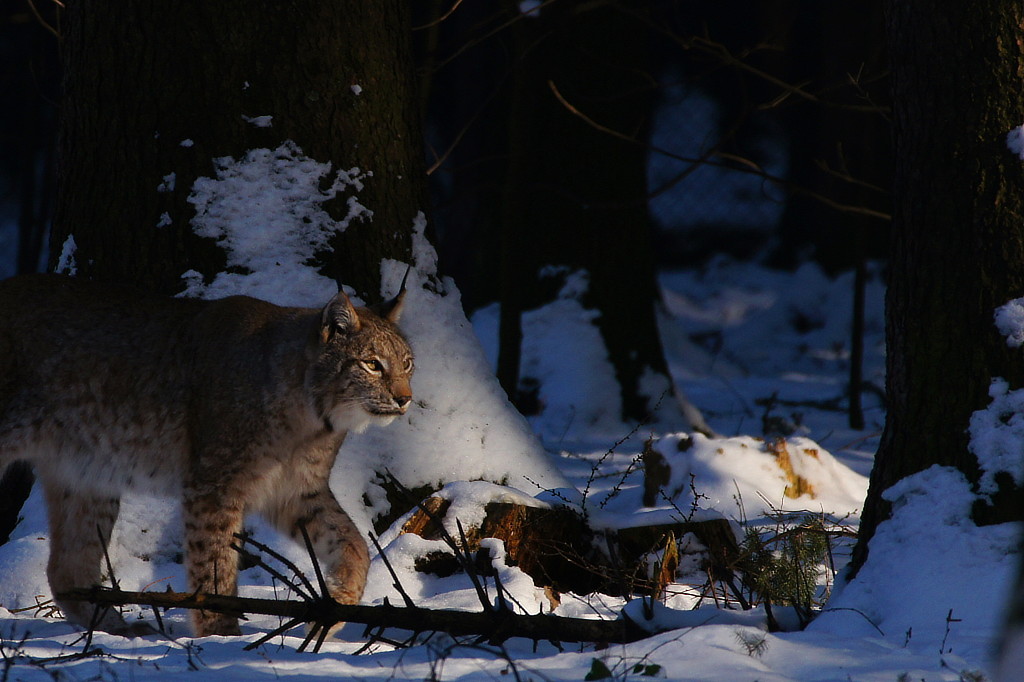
xmin=0 ymin=141 xmax=1016 ymax=681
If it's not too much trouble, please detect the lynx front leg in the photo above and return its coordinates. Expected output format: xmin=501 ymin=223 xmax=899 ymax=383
xmin=265 ymin=487 xmax=370 ymax=606
xmin=42 ymin=481 xmax=147 ymax=635
xmin=182 ymin=489 xmax=245 ymax=636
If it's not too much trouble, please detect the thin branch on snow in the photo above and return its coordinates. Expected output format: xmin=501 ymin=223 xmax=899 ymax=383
xmin=57 ymin=586 xmax=654 ymax=648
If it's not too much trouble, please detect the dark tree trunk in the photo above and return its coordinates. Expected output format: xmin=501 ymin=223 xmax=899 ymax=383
xmin=0 ymin=2 xmax=61 ymax=547
xmin=0 ymin=1 xmax=60 ymax=277
xmin=53 ymin=0 xmax=427 ymax=300
xmin=497 ymin=2 xmax=678 ymax=422
xmin=0 ymin=462 xmax=33 ymax=546
xmin=852 ymin=0 xmax=1024 ymax=573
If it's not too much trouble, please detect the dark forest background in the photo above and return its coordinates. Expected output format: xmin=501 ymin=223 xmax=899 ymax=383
xmin=0 ymin=0 xmax=890 ymax=426
xmin=0 ymin=1 xmax=890 ymax=294
xmin=6 ymin=0 xmax=1024 ymax=592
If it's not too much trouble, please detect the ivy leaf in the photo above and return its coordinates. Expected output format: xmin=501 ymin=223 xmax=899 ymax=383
xmin=632 ymin=663 xmax=662 ymax=677
xmin=585 ymin=658 xmax=613 ymax=680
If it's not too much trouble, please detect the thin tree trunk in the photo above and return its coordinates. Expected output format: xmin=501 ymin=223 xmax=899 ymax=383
xmin=848 ymin=253 xmax=866 ymax=430
xmin=497 ymin=2 xmax=686 ymax=423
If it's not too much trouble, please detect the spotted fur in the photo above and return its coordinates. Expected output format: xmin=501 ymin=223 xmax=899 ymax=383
xmin=0 ymin=273 xmax=413 ymax=636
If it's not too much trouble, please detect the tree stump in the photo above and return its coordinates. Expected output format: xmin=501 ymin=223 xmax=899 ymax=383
xmin=400 ymin=497 xmax=740 ymax=599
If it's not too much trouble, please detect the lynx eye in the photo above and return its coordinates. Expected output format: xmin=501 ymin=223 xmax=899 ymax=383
xmin=363 ymin=358 xmax=385 ymax=374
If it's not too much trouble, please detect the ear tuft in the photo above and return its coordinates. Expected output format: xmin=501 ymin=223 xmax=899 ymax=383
xmin=380 ymin=267 xmax=411 ymax=324
xmin=320 ymin=290 xmax=360 ymax=343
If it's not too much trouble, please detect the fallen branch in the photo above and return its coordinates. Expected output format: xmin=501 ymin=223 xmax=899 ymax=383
xmin=58 ymin=586 xmax=653 ymax=648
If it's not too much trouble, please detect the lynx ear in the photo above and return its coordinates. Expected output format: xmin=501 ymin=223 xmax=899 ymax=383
xmin=320 ymin=290 xmax=361 ymax=343
xmin=379 ymin=267 xmax=411 ymax=324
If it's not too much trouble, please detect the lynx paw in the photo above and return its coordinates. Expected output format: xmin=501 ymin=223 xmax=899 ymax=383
xmin=192 ymin=612 xmax=242 ymax=637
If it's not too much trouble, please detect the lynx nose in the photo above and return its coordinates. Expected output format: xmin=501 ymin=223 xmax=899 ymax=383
xmin=394 ymin=395 xmax=411 ymax=410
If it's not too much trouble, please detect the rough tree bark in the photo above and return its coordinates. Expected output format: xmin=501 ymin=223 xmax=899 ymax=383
xmin=52 ymin=0 xmax=427 ymax=300
xmin=852 ymin=1 xmax=1024 ymax=572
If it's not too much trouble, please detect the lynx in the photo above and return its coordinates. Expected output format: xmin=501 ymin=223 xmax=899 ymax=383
xmin=0 ymin=273 xmax=414 ymax=637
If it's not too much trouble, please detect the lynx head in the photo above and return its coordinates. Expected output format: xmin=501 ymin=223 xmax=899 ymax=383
xmin=308 ymin=286 xmax=414 ymax=434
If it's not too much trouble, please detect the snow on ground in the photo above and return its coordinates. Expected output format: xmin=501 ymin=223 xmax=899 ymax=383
xmin=661 ymin=260 xmax=888 ymax=480
xmin=0 ymin=254 xmax=1014 ymax=681
xmin=0 ymin=145 xmax=1016 ymax=679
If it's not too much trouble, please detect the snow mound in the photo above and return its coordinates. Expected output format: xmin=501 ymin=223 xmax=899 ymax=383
xmin=471 ymin=267 xmax=700 ymax=441
xmin=663 ymin=433 xmax=866 ymax=516
xmin=584 ymin=433 xmax=868 ymax=529
xmin=179 ymin=142 xmax=565 ymax=532
xmin=814 ymin=465 xmax=1017 ymax=655
xmin=339 ymin=219 xmax=567 ymax=533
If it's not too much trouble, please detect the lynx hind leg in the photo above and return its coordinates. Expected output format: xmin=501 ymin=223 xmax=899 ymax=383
xmin=42 ymin=481 xmax=149 ymax=635
xmin=265 ymin=487 xmax=370 ymax=606
xmin=182 ymin=490 xmax=245 ymax=636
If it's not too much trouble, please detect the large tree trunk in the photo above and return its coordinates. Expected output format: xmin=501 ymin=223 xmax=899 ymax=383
xmin=6 ymin=0 xmax=429 ymax=551
xmin=852 ymin=1 xmax=1024 ymax=572
xmin=52 ymin=0 xmax=426 ymax=300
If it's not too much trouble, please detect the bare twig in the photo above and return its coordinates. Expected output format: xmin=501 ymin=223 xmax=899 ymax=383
xmin=369 ymin=532 xmax=417 ymax=609
xmin=232 ymin=532 xmax=316 ymax=600
xmin=97 ymin=525 xmax=118 ymax=590
xmin=685 ymin=36 xmax=887 ymax=114
xmin=297 ymin=524 xmax=329 ymax=601
xmin=229 ymin=545 xmax=312 ymax=603
xmin=427 ymin=0 xmax=562 ymax=73
xmin=815 ymin=156 xmax=887 ymax=195
xmin=818 ymin=606 xmax=885 ymax=636
xmin=245 ymin=616 xmax=308 ymax=652
xmin=455 ymin=519 xmax=495 ymax=612
xmin=25 ymin=0 xmax=61 ymax=40
xmin=548 ymin=81 xmax=891 ymax=222
xmin=425 ymin=76 xmax=506 ymax=176
xmin=760 ymin=525 xmax=858 ymax=548
xmin=412 ymin=0 xmax=466 ymax=31
xmin=294 ymin=523 xmax=339 ymax=653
